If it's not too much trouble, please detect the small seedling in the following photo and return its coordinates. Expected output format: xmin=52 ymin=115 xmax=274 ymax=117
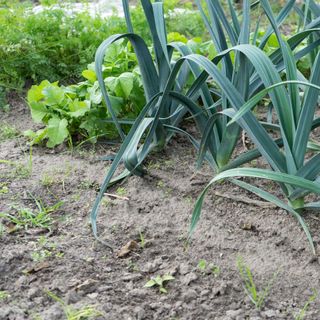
xmin=79 ymin=179 xmax=94 ymax=190
xmin=31 ymin=249 xmax=52 ymax=262
xmin=0 ymin=146 xmax=33 ymax=179
xmin=41 ymin=173 xmax=56 ymax=187
xmin=14 ymin=163 xmax=32 ymax=178
xmin=0 ymin=123 xmax=19 ymax=140
xmin=47 ymin=291 xmax=102 ymax=320
xmin=31 ymin=236 xmax=63 ymax=262
xmin=184 ymin=196 xmax=193 ymax=205
xmin=198 ymin=259 xmax=207 ymax=272
xmin=211 ymin=265 xmax=221 ymax=277
xmin=0 ymin=291 xmax=9 ymax=300
xmin=116 ymin=187 xmax=126 ymax=196
xmin=127 ymin=259 xmax=139 ymax=272
xmin=147 ymin=159 xmax=174 ymax=170
xmin=237 ymin=256 xmax=278 ymax=310
xmin=157 ymin=180 xmax=165 ymax=188
xmin=0 ymin=183 xmax=9 ymax=194
xmin=0 ymin=223 xmax=4 ymax=236
xmin=294 ymin=290 xmax=318 ymax=320
xmin=0 ymin=194 xmax=63 ymax=231
xmin=110 ymin=224 xmax=118 ymax=233
xmin=157 ymin=180 xmax=172 ymax=195
xmin=197 ymin=259 xmax=220 ymax=277
xmin=101 ymin=198 xmax=110 ymax=207
xmin=148 ymin=161 xmax=160 ymax=170
xmin=145 ymin=274 xmax=175 ymax=293
xmin=139 ymin=231 xmax=146 ymax=248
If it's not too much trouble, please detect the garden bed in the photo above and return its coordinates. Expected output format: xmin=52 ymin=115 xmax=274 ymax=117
xmin=1 ymin=97 xmax=320 ymax=320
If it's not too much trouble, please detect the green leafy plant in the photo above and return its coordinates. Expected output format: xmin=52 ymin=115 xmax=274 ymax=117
xmin=0 ymin=0 xmax=206 ymax=106
xmin=144 ymin=274 xmax=175 ymax=293
xmin=0 ymin=2 xmax=126 ymax=95
xmin=0 ymin=194 xmax=63 ymax=231
xmin=237 ymin=256 xmax=278 ymax=310
xmin=294 ymin=289 xmax=318 ymax=320
xmin=25 ymin=40 xmax=145 ymax=147
xmin=47 ymin=291 xmax=102 ymax=320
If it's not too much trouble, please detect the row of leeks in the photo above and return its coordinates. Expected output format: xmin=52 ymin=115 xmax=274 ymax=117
xmin=91 ymin=0 xmax=320 ymax=254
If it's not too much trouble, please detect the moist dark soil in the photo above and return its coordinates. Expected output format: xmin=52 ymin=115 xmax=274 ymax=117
xmin=1 ymin=96 xmax=320 ymax=320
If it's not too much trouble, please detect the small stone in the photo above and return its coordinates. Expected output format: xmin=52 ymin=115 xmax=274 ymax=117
xmin=134 ymin=306 xmax=145 ymax=320
xmin=200 ymin=289 xmax=210 ymax=296
xmin=41 ymin=303 xmax=64 ymax=320
xmin=65 ymin=290 xmax=81 ymax=304
xmin=0 ymin=306 xmax=25 ymax=318
xmin=129 ymin=289 xmax=148 ymax=298
xmin=179 ymin=263 xmax=190 ymax=275
xmin=226 ymin=309 xmax=243 ymax=319
xmin=181 ymin=289 xmax=197 ymax=303
xmin=34 ymin=296 xmax=45 ymax=305
xmin=201 ymin=303 xmax=212 ymax=311
xmin=27 ymin=287 xmax=39 ymax=299
xmin=262 ymin=309 xmax=277 ymax=318
xmin=102 ymin=303 xmax=113 ymax=312
xmin=87 ymin=292 xmax=98 ymax=299
xmin=125 ymin=281 xmax=134 ymax=291
xmin=97 ymin=285 xmax=113 ymax=292
xmin=15 ymin=275 xmax=28 ymax=288
xmin=0 ymin=307 xmax=11 ymax=318
xmin=213 ymin=281 xmax=229 ymax=296
xmin=120 ymin=273 xmax=142 ymax=282
xmin=162 ymin=265 xmax=178 ymax=276
xmin=228 ymin=302 xmax=239 ymax=310
xmin=140 ymin=262 xmax=156 ymax=273
xmin=161 ymin=303 xmax=172 ymax=310
xmin=75 ymin=279 xmax=99 ymax=294
xmin=149 ymin=302 xmax=161 ymax=310
xmin=0 ymin=262 xmax=6 ymax=273
xmin=182 ymin=272 xmax=198 ymax=285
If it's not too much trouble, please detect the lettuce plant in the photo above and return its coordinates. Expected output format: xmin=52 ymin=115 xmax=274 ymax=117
xmin=25 ymin=41 xmax=145 ymax=147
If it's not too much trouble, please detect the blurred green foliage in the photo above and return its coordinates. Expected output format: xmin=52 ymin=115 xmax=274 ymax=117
xmin=0 ymin=0 xmax=205 ymax=106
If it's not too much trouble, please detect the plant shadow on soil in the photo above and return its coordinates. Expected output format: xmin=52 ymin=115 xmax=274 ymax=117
xmin=1 ymin=96 xmax=320 ymax=320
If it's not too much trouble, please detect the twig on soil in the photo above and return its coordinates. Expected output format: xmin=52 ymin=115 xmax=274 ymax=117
xmin=212 ymin=191 xmax=277 ymax=208
xmin=104 ymin=193 xmax=130 ymax=201
xmin=309 ymin=214 xmax=320 ymax=222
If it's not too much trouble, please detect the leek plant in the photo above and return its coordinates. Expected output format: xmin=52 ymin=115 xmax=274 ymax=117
xmin=90 ymin=0 xmax=267 ymax=242
xmin=91 ymin=0 xmax=320 ymax=253
xmin=192 ymin=0 xmax=320 ymax=254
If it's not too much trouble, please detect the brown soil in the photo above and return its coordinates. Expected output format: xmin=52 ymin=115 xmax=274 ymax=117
xmin=1 ymin=96 xmax=320 ymax=320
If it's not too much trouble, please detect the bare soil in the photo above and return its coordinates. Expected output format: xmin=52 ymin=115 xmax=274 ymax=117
xmin=1 ymin=96 xmax=320 ymax=320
